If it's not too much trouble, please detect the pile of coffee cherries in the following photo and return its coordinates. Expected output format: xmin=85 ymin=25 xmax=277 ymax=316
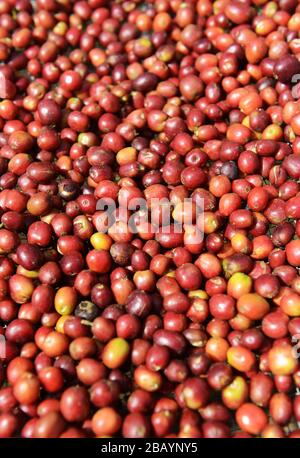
xmin=1 ymin=0 xmax=300 ymax=439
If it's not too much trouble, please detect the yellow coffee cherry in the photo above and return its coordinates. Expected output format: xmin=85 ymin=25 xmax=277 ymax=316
xmin=90 ymin=233 xmax=113 ymax=250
